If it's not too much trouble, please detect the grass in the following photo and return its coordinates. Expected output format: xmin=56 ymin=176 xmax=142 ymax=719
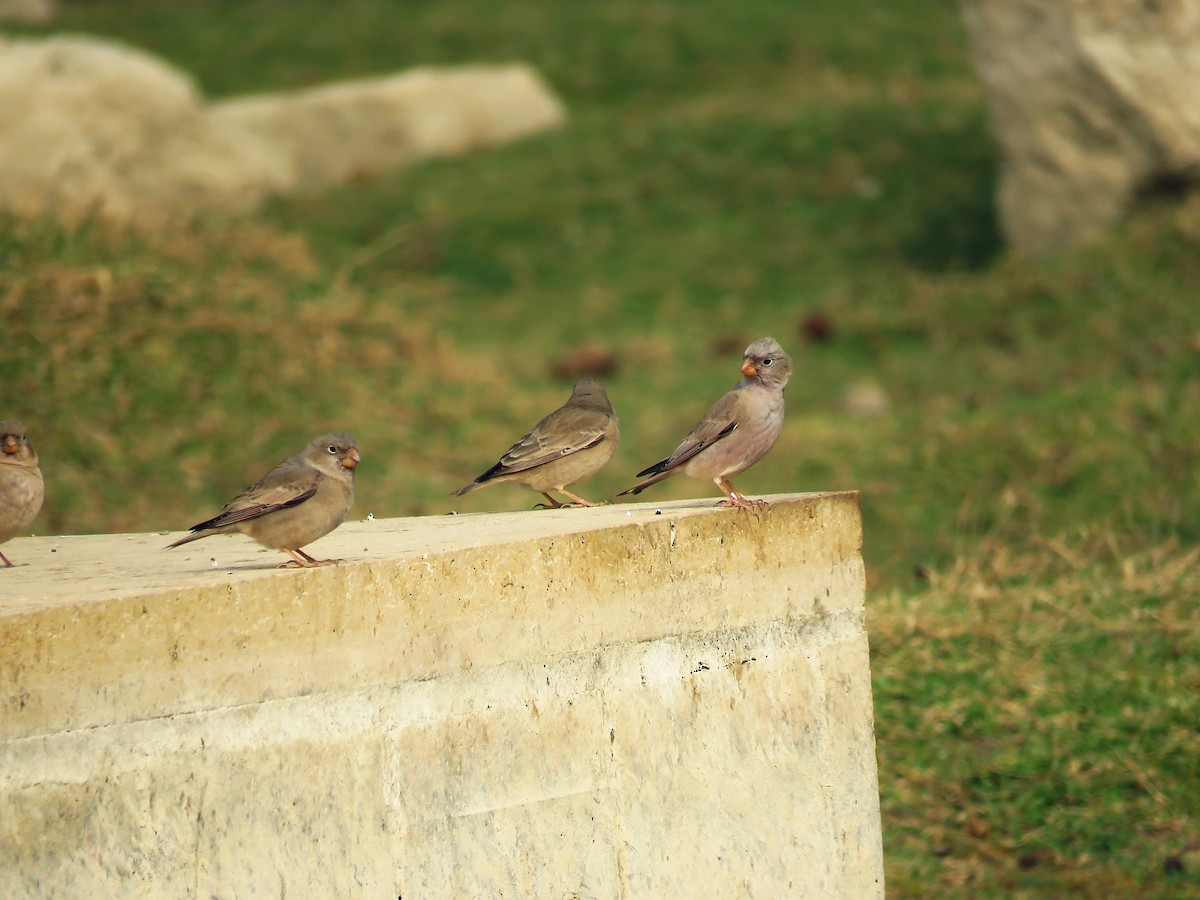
xmin=874 ymin=537 xmax=1200 ymax=897
xmin=3 ymin=0 xmax=1199 ymax=894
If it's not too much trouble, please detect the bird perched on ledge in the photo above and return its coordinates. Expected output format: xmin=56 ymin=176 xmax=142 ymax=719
xmin=618 ymin=337 xmax=791 ymax=508
xmin=0 ymin=420 xmax=44 ymax=567
xmin=454 ymin=377 xmax=619 ymax=508
xmin=167 ymin=433 xmax=360 ymax=567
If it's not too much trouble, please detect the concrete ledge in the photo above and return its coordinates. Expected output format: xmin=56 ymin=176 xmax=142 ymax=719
xmin=0 ymin=493 xmax=884 ymax=897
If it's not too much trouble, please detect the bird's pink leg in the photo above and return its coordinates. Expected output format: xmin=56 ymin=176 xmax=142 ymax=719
xmin=534 ymin=493 xmax=565 ymax=509
xmin=715 ymin=478 xmax=758 ymax=509
xmin=279 ymin=548 xmax=340 ymax=568
xmin=556 ymin=488 xmax=608 ymax=508
xmin=0 ymin=550 xmax=13 ymax=567
xmin=280 ymin=549 xmax=312 ymax=568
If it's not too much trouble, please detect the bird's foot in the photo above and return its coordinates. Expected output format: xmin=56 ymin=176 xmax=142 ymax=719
xmin=717 ymin=498 xmax=751 ymax=509
xmin=714 ymin=477 xmax=767 ymax=511
xmin=556 ymin=490 xmax=609 ymax=508
xmin=280 ymin=549 xmax=342 ymax=568
xmin=278 ymin=558 xmax=342 ymax=568
xmin=717 ymin=496 xmax=767 ymax=511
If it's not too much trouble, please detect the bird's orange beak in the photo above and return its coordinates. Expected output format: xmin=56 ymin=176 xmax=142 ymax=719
xmin=2 ymin=437 xmax=18 ymax=455
xmin=741 ymin=359 xmax=758 ymax=377
xmin=342 ymin=448 xmax=361 ymax=469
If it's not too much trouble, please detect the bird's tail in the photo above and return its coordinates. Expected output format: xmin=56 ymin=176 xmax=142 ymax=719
xmin=165 ymin=529 xmax=216 ymax=550
xmin=452 ymin=481 xmax=481 ymax=498
xmin=616 ymin=466 xmax=673 ymax=497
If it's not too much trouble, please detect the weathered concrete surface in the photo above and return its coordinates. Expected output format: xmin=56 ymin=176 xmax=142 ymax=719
xmin=962 ymin=0 xmax=1200 ymax=255
xmin=0 ymin=493 xmax=884 ymax=898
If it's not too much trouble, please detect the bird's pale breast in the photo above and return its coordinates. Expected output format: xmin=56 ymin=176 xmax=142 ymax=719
xmin=518 ymin=438 xmax=618 ymax=493
xmin=684 ymin=391 xmax=784 ymax=481
xmin=0 ymin=465 xmax=44 ymax=543
xmin=241 ymin=476 xmax=353 ymax=550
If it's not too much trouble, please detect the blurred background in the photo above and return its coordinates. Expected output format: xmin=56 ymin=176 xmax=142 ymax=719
xmin=1 ymin=1 xmax=1197 ymax=894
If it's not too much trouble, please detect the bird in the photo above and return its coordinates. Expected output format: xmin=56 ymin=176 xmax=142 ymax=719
xmin=454 ymin=377 xmax=619 ymax=508
xmin=618 ymin=337 xmax=792 ymax=507
xmin=0 ymin=420 xmax=44 ymax=567
xmin=167 ymin=433 xmax=360 ymax=567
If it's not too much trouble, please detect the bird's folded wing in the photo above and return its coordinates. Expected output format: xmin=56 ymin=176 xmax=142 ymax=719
xmin=490 ymin=427 xmax=608 ymax=477
xmin=189 ymin=477 xmax=319 ymax=531
xmin=639 ymin=393 xmax=741 ymax=476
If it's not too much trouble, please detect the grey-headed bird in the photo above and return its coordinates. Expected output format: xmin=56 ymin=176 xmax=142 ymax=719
xmin=168 ymin=433 xmax=360 ymax=567
xmin=618 ymin=337 xmax=791 ymax=507
xmin=454 ymin=377 xmax=619 ymax=508
xmin=0 ymin=420 xmax=44 ymax=567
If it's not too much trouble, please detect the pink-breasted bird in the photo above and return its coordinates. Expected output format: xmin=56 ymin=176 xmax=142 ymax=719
xmin=618 ymin=337 xmax=791 ymax=507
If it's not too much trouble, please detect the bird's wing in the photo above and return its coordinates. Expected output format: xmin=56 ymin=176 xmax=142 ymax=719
xmin=479 ymin=409 xmax=611 ymax=480
xmin=187 ymin=460 xmax=320 ymax=531
xmin=636 ymin=389 xmax=742 ymax=477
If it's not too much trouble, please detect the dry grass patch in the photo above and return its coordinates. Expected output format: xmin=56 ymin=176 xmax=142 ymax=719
xmin=872 ymin=536 xmax=1200 ymax=897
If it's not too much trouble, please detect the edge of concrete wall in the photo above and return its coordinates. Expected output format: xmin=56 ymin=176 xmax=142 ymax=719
xmin=0 ymin=493 xmax=885 ymax=897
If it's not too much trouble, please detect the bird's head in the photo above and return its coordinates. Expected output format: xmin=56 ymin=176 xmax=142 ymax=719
xmin=568 ymin=377 xmax=615 ymax=414
xmin=740 ymin=338 xmax=792 ymax=390
xmin=307 ymin=433 xmax=361 ymax=477
xmin=0 ymin=420 xmax=38 ymax=467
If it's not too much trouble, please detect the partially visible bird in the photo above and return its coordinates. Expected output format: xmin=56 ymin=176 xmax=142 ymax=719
xmin=0 ymin=420 xmax=44 ymax=567
xmin=454 ymin=377 xmax=619 ymax=508
xmin=167 ymin=433 xmax=360 ymax=567
xmin=618 ymin=337 xmax=792 ymax=507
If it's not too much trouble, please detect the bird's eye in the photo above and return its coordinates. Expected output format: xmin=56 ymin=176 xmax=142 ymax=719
xmin=327 ymin=445 xmax=339 ymax=454
xmin=761 ymin=358 xmax=774 ymax=367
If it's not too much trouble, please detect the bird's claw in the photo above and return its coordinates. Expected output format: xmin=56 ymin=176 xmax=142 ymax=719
xmin=278 ymin=557 xmax=342 ymax=569
xmin=717 ymin=497 xmax=768 ymax=511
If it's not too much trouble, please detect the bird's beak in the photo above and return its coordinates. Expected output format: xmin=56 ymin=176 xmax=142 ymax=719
xmin=342 ymin=448 xmax=361 ymax=469
xmin=741 ymin=359 xmax=758 ymax=377
xmin=1 ymin=438 xmax=17 ymax=455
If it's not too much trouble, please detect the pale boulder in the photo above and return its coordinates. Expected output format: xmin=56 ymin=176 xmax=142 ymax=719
xmin=0 ymin=35 xmax=292 ymax=225
xmin=961 ymin=0 xmax=1200 ymax=254
xmin=211 ymin=65 xmax=567 ymax=190
xmin=0 ymin=35 xmax=566 ymax=226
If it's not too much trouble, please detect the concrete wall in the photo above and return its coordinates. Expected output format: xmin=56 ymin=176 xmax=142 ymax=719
xmin=0 ymin=493 xmax=883 ymax=898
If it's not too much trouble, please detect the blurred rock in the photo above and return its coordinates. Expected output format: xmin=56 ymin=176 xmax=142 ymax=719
xmin=961 ymin=0 xmax=1200 ymax=255
xmin=549 ymin=343 xmax=619 ymax=380
xmin=0 ymin=0 xmax=53 ymax=23
xmin=210 ymin=65 xmax=566 ymax=192
xmin=0 ymin=36 xmax=566 ymax=227
xmin=799 ymin=311 xmax=835 ymax=344
xmin=0 ymin=35 xmax=290 ymax=226
xmin=711 ymin=333 xmax=751 ymax=357
xmin=842 ymin=382 xmax=889 ymax=418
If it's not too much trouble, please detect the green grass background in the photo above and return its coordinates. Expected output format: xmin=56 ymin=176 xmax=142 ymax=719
xmin=2 ymin=1 xmax=1198 ymax=894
